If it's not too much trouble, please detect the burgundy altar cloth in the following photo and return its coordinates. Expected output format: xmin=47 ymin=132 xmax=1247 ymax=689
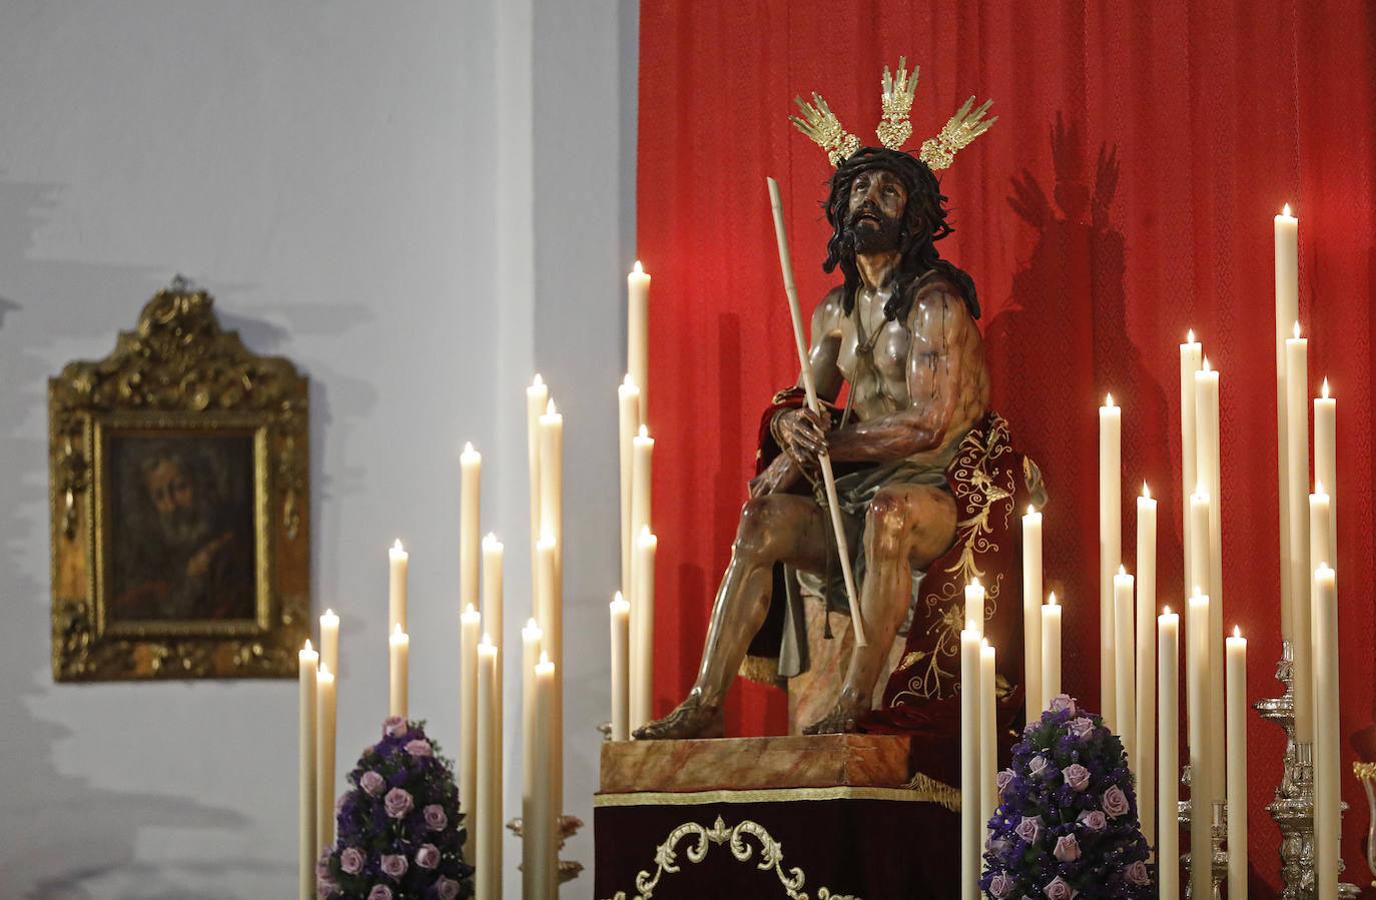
xmin=594 ymin=792 xmax=958 ymax=900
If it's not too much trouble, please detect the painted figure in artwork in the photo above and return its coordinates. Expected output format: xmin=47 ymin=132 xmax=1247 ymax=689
xmin=637 ymin=61 xmax=1041 ymax=740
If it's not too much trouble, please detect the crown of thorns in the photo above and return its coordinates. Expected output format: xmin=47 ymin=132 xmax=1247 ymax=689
xmin=789 ymin=57 xmax=996 ymax=170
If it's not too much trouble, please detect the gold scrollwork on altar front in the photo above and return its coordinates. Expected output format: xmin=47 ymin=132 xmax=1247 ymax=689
xmin=603 ymin=815 xmax=859 ymax=900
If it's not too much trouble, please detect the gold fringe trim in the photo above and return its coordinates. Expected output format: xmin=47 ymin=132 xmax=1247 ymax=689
xmin=739 ymin=653 xmax=783 ymax=686
xmin=902 ymin=770 xmax=962 ymax=813
xmin=595 ymin=785 xmax=934 ymax=808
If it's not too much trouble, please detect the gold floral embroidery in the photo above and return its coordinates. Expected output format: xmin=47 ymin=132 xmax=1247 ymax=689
xmin=603 ymin=815 xmax=859 ymax=900
xmin=890 ymin=417 xmax=1018 ymax=704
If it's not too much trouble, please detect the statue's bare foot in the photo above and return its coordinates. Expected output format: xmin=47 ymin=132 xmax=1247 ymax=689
xmin=633 ymin=692 xmax=724 ymax=740
xmin=802 ymin=697 xmax=869 ymax=735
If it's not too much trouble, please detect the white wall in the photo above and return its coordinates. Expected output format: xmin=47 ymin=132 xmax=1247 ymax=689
xmin=0 ymin=2 xmax=637 ymax=897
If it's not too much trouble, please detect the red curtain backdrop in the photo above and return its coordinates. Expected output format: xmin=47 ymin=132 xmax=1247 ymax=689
xmin=638 ymin=1 xmax=1375 ymax=893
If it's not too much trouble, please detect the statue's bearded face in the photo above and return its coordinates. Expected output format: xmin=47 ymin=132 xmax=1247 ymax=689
xmin=845 ymin=168 xmax=908 ymax=254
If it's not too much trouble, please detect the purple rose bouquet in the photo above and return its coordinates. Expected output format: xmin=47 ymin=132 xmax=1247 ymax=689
xmin=319 ymin=718 xmax=473 ymax=900
xmin=980 ymin=695 xmax=1153 ymax=899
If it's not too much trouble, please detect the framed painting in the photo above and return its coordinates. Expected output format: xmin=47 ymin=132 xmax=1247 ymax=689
xmin=49 ymin=278 xmax=310 ymax=680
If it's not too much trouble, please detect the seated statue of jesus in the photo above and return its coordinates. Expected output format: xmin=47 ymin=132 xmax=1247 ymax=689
xmin=636 ymin=144 xmax=993 ymax=740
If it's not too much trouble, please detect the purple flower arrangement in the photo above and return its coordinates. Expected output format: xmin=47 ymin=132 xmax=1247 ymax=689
xmin=318 ymin=717 xmax=474 ymax=900
xmin=981 ymin=695 xmax=1153 ymax=899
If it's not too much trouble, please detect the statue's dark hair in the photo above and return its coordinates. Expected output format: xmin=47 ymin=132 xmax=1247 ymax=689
xmin=822 ymin=146 xmax=979 ymax=320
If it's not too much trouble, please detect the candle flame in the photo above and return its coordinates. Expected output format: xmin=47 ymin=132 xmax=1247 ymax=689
xmin=539 ymin=650 xmax=550 ymax=666
xmin=1293 ymin=320 xmax=1302 ymax=340
xmin=971 ymin=576 xmax=982 ymax=588
xmin=323 ymin=608 xmax=335 ymax=618
xmin=1118 ymin=564 xmax=1127 ymax=576
xmin=638 ymin=424 xmax=650 ymax=439
xmin=1142 ymin=482 xmax=1151 ymax=499
xmin=393 ymin=623 xmax=403 ymax=636
xmin=1104 ymin=392 xmax=1115 ymax=408
xmin=1026 ymin=504 xmax=1036 ymax=516
xmin=612 ymin=590 xmax=626 ymax=606
xmin=483 ymin=532 xmax=500 ymax=546
xmin=1192 ymin=585 xmax=1204 ymax=598
xmin=392 ymin=538 xmax=404 ymax=552
xmin=1322 ymin=377 xmax=1330 ymax=399
xmin=623 ymin=372 xmax=637 ymax=388
xmin=1186 ymin=328 xmax=1195 ymax=343
xmin=1163 ymin=605 xmax=1172 ymax=615
xmin=1315 ymin=480 xmax=1326 ymax=495
xmin=633 ymin=260 xmax=644 ymax=275
xmin=531 ymin=373 xmax=544 ymax=387
xmin=524 ymin=617 xmax=540 ymax=632
xmin=1233 ymin=625 xmax=1242 ymax=639
xmin=1047 ymin=591 xmax=1058 ymax=606
xmin=1201 ymin=356 xmax=1212 ymax=373
xmin=1283 ymin=203 xmax=1292 ymax=217
xmin=319 ymin=662 xmax=332 ymax=678
xmin=479 ymin=632 xmax=494 ymax=648
xmin=981 ymin=637 xmax=990 ymax=649
xmin=546 ymin=398 xmax=558 ymax=416
xmin=303 ymin=638 xmax=314 ymax=652
xmin=463 ymin=440 xmax=475 ymax=454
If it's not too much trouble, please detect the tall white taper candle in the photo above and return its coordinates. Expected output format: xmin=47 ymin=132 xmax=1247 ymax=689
xmin=1134 ymin=486 xmax=1157 ymax=848
xmin=960 ymin=628 xmax=982 ymax=900
xmin=610 ymin=593 xmax=630 ymax=740
xmin=1314 ymin=380 xmax=1336 ymax=568
xmin=1041 ymin=593 xmax=1061 ymax=708
xmin=1194 ymin=358 xmax=1225 ymax=802
xmin=1187 ymin=593 xmax=1212 ymax=900
xmin=1226 ymin=627 xmax=1247 ymax=900
xmin=526 ymin=374 xmax=548 ymax=592
xmin=1022 ymin=506 xmax=1043 ymax=721
xmin=520 ymin=620 xmax=542 ymax=900
xmin=316 ymin=664 xmax=336 ymax=854
xmin=476 ymin=636 xmax=500 ymax=900
xmin=618 ymin=375 xmax=642 ymax=596
xmin=1158 ymin=609 xmax=1180 ymax=900
xmin=388 ymin=539 xmax=408 ymax=635
xmin=461 ymin=442 xmax=482 ymax=608
xmin=627 ymin=261 xmax=651 ymax=421
xmin=980 ymin=640 xmax=998 ymax=830
xmin=1285 ymin=326 xmax=1312 ymax=745
xmin=1179 ymin=331 xmax=1201 ymax=602
xmin=298 ymin=640 xmax=319 ymax=900
xmin=1274 ymin=206 xmax=1298 ymax=664
xmin=1099 ymin=393 xmax=1121 ymax=729
xmin=1313 ymin=564 xmax=1340 ymax=900
xmin=1113 ymin=567 xmax=1136 ymax=762
xmin=459 ymin=604 xmax=481 ymax=863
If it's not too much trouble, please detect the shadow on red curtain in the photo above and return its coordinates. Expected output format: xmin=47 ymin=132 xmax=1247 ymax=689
xmin=638 ymin=2 xmax=1376 ymax=894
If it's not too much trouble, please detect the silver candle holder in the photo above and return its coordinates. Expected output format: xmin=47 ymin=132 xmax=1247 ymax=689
xmin=1252 ymin=640 xmax=1359 ymax=898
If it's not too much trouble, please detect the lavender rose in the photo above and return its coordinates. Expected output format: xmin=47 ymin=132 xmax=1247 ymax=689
xmin=316 ymin=877 xmax=338 ymax=898
xmin=1124 ymin=860 xmax=1151 ymax=885
xmin=380 ymin=854 xmax=408 ymax=879
xmin=339 ymin=847 xmax=365 ymax=875
xmin=989 ymin=872 xmax=1016 ymax=898
xmin=415 ymin=843 xmax=441 ymax=870
xmin=1044 ymin=876 xmax=1076 ymax=900
xmin=1063 ymin=763 xmax=1091 ymax=792
xmin=1053 ymin=833 xmax=1081 ymax=862
xmin=1102 ymin=784 xmax=1130 ymax=818
xmin=1028 ymin=755 xmax=1049 ymax=778
xmin=360 ymin=770 xmax=385 ymax=797
xmin=996 ymin=768 xmax=1016 ymax=794
xmin=404 ymin=739 xmax=433 ymax=758
xmin=1078 ymin=809 xmax=1107 ymax=831
xmin=383 ymin=787 xmax=414 ymax=819
xmin=423 ymin=803 xmax=448 ymax=831
xmin=1048 ymin=694 xmax=1077 ymax=715
xmin=367 ymin=887 xmax=393 ymax=900
xmin=435 ymin=877 xmax=461 ymax=900
xmin=1014 ymin=815 xmax=1044 ymax=845
xmin=1067 ymin=716 xmax=1095 ymax=739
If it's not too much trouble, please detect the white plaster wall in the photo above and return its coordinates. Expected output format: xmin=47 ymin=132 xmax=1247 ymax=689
xmin=0 ymin=2 xmax=637 ymax=896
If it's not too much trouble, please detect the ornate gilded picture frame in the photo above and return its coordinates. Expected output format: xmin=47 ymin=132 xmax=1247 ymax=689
xmin=49 ymin=279 xmax=310 ymax=680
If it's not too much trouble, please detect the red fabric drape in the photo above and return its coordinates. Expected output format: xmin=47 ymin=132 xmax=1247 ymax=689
xmin=638 ymin=2 xmax=1375 ymax=894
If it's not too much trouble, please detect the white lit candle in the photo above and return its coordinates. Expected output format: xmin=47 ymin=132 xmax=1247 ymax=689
xmin=1285 ymin=324 xmax=1312 ymax=745
xmin=298 ymin=640 xmax=319 ymax=900
xmin=1314 ymin=379 xmax=1336 ymax=568
xmin=1179 ymin=330 xmax=1201 ymax=602
xmin=1022 ymin=506 xmax=1043 ymax=723
xmin=1274 ymin=206 xmax=1298 ymax=660
xmin=1225 ymin=627 xmax=1247 ymax=900
xmin=1313 ymin=563 xmax=1340 ymax=900
xmin=618 ymin=375 xmax=642 ymax=595
xmin=389 ymin=624 xmax=409 ymax=719
xmin=630 ymin=424 xmax=654 ymax=661
xmin=520 ymin=619 xmax=542 ymax=899
xmin=539 ymin=399 xmax=564 ymax=572
xmin=960 ymin=628 xmax=982 ymax=900
xmin=1194 ymin=357 xmax=1225 ymax=801
xmin=1113 ymin=566 xmax=1136 ymax=762
xmin=1158 ymin=608 xmax=1180 ymax=900
xmin=1134 ymin=485 xmax=1157 ymax=847
xmin=964 ymin=577 xmax=985 ymax=637
xmin=316 ymin=663 xmax=336 ymax=854
xmin=1189 ymin=490 xmax=1211 ymax=601
xmin=1099 ymin=393 xmax=1121 ymax=728
xmin=535 ymin=537 xmax=563 ymax=820
xmin=388 ymin=540 xmax=409 ymax=635
xmin=632 ymin=528 xmax=658 ymax=728
xmin=980 ymin=640 xmax=997 ymax=830
xmin=319 ymin=608 xmax=340 ymax=680
xmin=482 ymin=533 xmax=505 ymax=678
xmin=610 ymin=592 xmax=631 ymax=740
xmin=1187 ymin=592 xmax=1212 ymax=900
xmin=531 ymin=654 xmax=557 ymax=898
xmin=1041 ymin=593 xmax=1061 ymax=708
xmin=526 ymin=374 xmax=548 ymax=591
xmin=475 ymin=636 xmax=500 ymax=900
xmin=460 ymin=442 xmax=482 ymax=609
xmin=459 ymin=604 xmax=481 ymax=862
xmin=627 ymin=260 xmax=651 ymax=420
